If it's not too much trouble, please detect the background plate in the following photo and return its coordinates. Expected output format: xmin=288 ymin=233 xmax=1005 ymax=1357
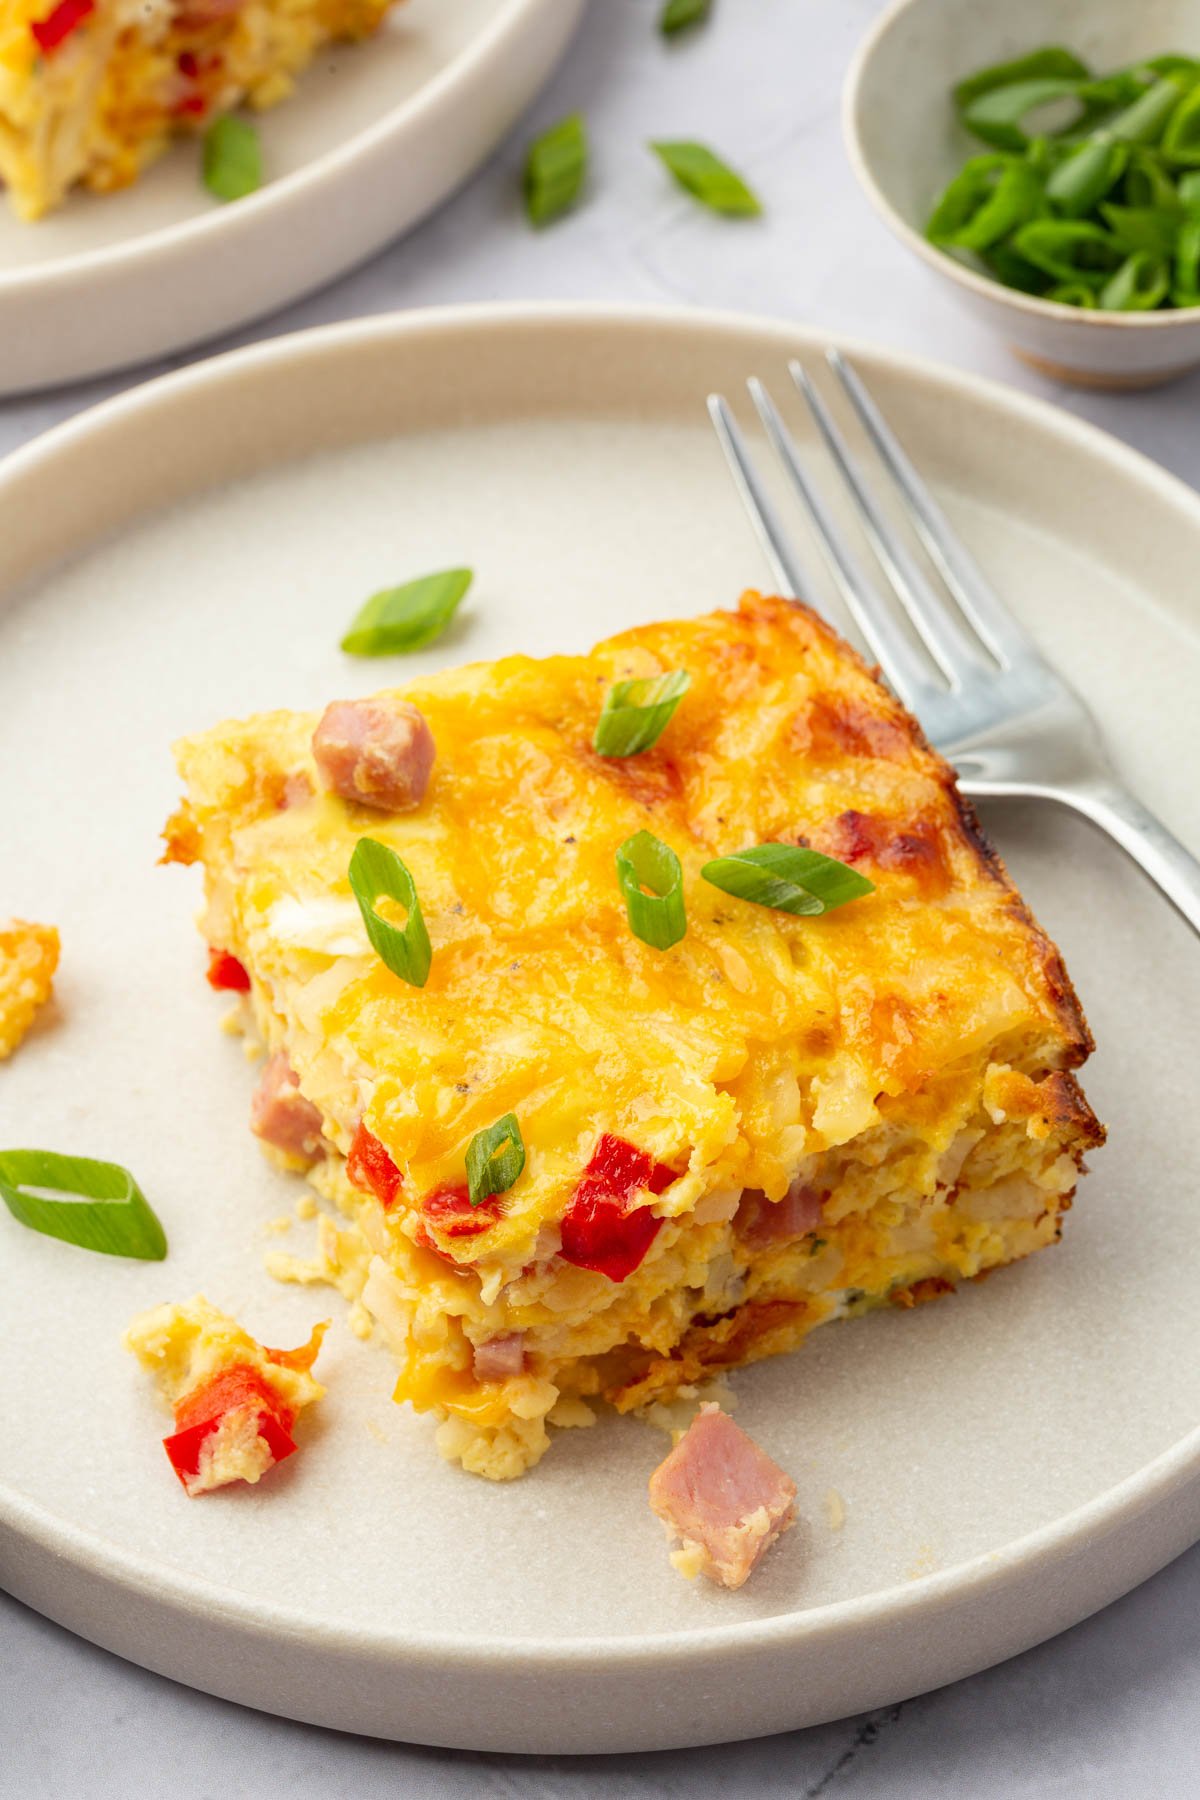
xmin=0 ymin=0 xmax=584 ymax=396
xmin=2 ymin=305 xmax=1199 ymax=1754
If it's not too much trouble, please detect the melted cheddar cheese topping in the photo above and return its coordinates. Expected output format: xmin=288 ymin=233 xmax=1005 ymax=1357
xmin=167 ymin=593 xmax=1103 ymax=1478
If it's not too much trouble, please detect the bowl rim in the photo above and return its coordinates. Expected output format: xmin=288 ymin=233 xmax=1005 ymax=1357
xmin=842 ymin=0 xmax=1200 ymax=333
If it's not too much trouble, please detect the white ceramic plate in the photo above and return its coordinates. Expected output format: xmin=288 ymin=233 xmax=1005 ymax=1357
xmin=0 ymin=0 xmax=584 ymax=397
xmin=2 ymin=305 xmax=1200 ymax=1756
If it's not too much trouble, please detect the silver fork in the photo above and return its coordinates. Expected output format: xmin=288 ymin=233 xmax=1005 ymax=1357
xmin=709 ymin=350 xmax=1200 ymax=940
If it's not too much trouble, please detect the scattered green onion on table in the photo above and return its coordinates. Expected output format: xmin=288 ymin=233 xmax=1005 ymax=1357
xmin=926 ymin=46 xmax=1200 ymax=311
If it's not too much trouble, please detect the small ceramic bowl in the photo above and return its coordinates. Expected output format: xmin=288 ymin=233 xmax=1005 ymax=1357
xmin=844 ymin=0 xmax=1200 ymax=387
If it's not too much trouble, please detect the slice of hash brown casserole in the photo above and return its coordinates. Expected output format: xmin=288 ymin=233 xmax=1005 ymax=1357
xmin=1 ymin=0 xmax=399 ymax=220
xmin=164 ymin=592 xmax=1104 ymax=1480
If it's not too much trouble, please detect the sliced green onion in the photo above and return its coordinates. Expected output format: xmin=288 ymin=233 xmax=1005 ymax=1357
xmin=927 ymin=156 xmax=1041 ymax=249
xmin=524 ymin=113 xmax=587 ymax=226
xmin=348 ymin=838 xmax=431 ymax=988
xmin=979 ymin=242 xmax=1051 ymax=294
xmin=593 ymin=668 xmax=690 ymax=757
xmin=660 ymin=0 xmax=709 ymax=34
xmin=1099 ymin=250 xmax=1171 ymax=310
xmin=701 ymin=844 xmax=874 ymax=917
xmin=341 ymin=568 xmax=472 ymax=656
xmin=962 ymin=78 xmax=1087 ymax=153
xmin=1123 ymin=149 xmax=1185 ymax=211
xmin=466 ymin=1114 xmax=525 ymax=1207
xmin=1099 ymin=202 xmax=1181 ymax=255
xmin=1105 ymin=75 xmax=1185 ymax=146
xmin=1174 ymin=218 xmax=1200 ymax=304
xmin=1046 ymin=138 xmax=1128 ymax=217
xmin=1074 ymin=69 xmax=1157 ymax=125
xmin=953 ymin=48 xmax=1090 ymax=114
xmin=1141 ymin=54 xmax=1200 ymax=83
xmin=1011 ymin=218 xmax=1123 ymax=283
xmin=0 ymin=1150 xmax=166 ymax=1260
xmin=1046 ymin=281 xmax=1098 ymax=308
xmin=933 ymin=49 xmax=1200 ymax=313
xmin=203 ymin=116 xmax=262 ymax=203
xmin=616 ymin=830 xmax=686 ymax=949
xmin=1164 ymin=84 xmax=1200 ymax=165
xmin=650 ymin=140 xmax=761 ymax=215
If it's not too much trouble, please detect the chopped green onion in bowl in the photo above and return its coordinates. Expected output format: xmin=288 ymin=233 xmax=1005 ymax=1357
xmin=926 ymin=45 xmax=1200 ymax=311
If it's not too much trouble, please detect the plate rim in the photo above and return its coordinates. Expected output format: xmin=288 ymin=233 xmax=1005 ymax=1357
xmin=0 ymin=0 xmax=571 ymax=296
xmin=2 ymin=298 xmax=1198 ymax=1697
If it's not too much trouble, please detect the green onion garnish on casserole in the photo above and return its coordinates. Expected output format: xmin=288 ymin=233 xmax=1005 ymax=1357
xmin=163 ymin=590 xmax=1103 ymax=1482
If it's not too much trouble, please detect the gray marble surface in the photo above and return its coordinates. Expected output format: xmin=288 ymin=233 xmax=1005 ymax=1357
xmin=4 ymin=0 xmax=1200 ymax=1791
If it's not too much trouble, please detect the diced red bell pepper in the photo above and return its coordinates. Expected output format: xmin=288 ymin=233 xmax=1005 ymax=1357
xmin=558 ymin=1133 xmax=677 ymax=1283
xmin=346 ymin=1122 xmax=403 ymax=1207
xmin=163 ymin=1364 xmax=296 ymax=1490
xmin=206 ymin=948 xmax=250 ymax=991
xmin=416 ymin=1182 xmax=503 ymax=1252
xmin=31 ymin=0 xmax=93 ymax=52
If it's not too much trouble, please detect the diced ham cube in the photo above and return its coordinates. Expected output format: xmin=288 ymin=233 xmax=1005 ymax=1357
xmin=734 ymin=1178 xmax=823 ymax=1250
xmin=312 ymin=698 xmax=436 ymax=813
xmin=249 ymin=1054 xmax=324 ymax=1165
xmin=472 ymin=1333 xmax=526 ymax=1382
xmin=648 ymin=1405 xmax=797 ymax=1590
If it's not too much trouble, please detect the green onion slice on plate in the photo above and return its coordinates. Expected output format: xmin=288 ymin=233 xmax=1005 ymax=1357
xmin=650 ymin=140 xmax=762 ymax=215
xmin=701 ymin=844 xmax=874 ymax=917
xmin=466 ymin=1114 xmax=525 ymax=1207
xmin=349 ymin=838 xmax=432 ymax=988
xmin=0 ymin=1150 xmax=167 ymax=1260
xmin=593 ymin=668 xmax=690 ymax=757
xmin=341 ymin=568 xmax=473 ymax=656
xmin=524 ymin=113 xmax=587 ymax=226
xmin=616 ymin=830 xmax=687 ymax=949
xmin=202 ymin=115 xmax=262 ymax=203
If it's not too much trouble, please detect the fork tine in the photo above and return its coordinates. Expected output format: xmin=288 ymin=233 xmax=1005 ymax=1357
xmin=744 ymin=378 xmax=943 ymax=717
xmin=706 ymin=394 xmax=810 ymax=600
xmin=789 ymin=361 xmax=995 ymax=690
xmin=826 ymin=349 xmax=1039 ymax=670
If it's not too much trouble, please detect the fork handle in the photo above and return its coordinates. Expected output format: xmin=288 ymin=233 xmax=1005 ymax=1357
xmin=1059 ymin=778 xmax=1200 ymax=940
